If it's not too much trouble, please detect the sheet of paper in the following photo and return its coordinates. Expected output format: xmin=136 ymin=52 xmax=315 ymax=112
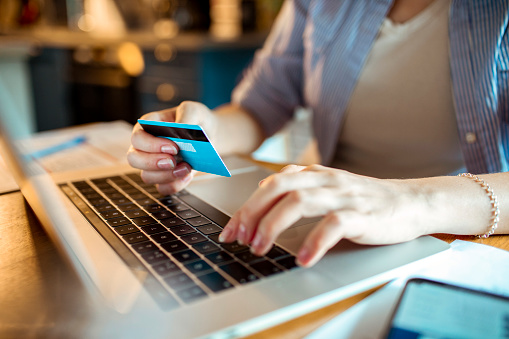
xmin=306 ymin=240 xmax=509 ymax=339
xmin=19 ymin=120 xmax=132 ymax=173
xmin=0 ymin=121 xmax=133 ymax=193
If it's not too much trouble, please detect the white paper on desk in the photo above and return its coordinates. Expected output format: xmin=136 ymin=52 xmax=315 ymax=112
xmin=0 ymin=121 xmax=133 ymax=193
xmin=306 ymin=240 xmax=509 ymax=339
xmin=19 ymin=121 xmax=133 ymax=173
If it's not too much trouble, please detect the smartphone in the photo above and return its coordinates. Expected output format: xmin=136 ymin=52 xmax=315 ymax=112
xmin=384 ymin=278 xmax=509 ymax=339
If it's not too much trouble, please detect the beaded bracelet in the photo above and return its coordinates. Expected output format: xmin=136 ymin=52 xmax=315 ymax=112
xmin=458 ymin=173 xmax=500 ymax=238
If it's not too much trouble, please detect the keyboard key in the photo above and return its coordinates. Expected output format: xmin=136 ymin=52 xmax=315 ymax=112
xmin=266 ymin=246 xmax=291 ymax=260
xmin=161 ymin=240 xmax=188 ymax=253
xmin=131 ymin=193 xmax=149 ymax=200
xmin=193 ymin=242 xmax=220 ymax=255
xmin=144 ymin=203 xmax=164 ymax=213
xmin=221 ymin=242 xmax=249 ymax=253
xmin=159 ymin=196 xmax=177 ymax=206
xmin=83 ymin=192 xmax=102 ymax=200
xmin=219 ymin=262 xmax=258 ymax=284
xmin=141 ymin=250 xmax=169 ymax=265
xmin=141 ymin=224 xmax=167 ymax=235
xmin=177 ymin=285 xmax=207 ymax=303
xmin=164 ymin=273 xmax=195 ymax=290
xmin=135 ymin=198 xmax=154 ymax=206
xmin=152 ymin=261 xmax=181 ymax=277
xmin=196 ymin=224 xmax=222 ymax=235
xmin=123 ymin=232 xmax=149 ymax=244
xmin=276 ymin=256 xmax=298 ymax=270
xmin=101 ymin=187 xmax=119 ymax=195
xmin=132 ymin=216 xmax=157 ymax=227
xmin=150 ymin=231 xmax=177 ymax=244
xmin=181 ymin=233 xmax=208 ymax=245
xmin=88 ymin=197 xmax=108 ymax=206
xmin=125 ymin=209 xmax=148 ymax=218
xmin=251 ymin=260 xmax=283 ymax=277
xmin=168 ymin=224 xmax=195 ymax=236
xmin=152 ymin=210 xmax=174 ymax=220
xmin=106 ymin=216 xmax=131 ymax=227
xmin=197 ymin=272 xmax=234 ymax=293
xmin=208 ymin=233 xmax=220 ymax=243
xmin=184 ymin=260 xmax=213 ymax=275
xmin=176 ymin=209 xmax=200 ymax=219
xmin=95 ymin=204 xmax=115 ymax=213
xmin=100 ymin=210 xmax=122 ymax=219
xmin=234 ymin=250 xmax=265 ymax=264
xmin=116 ymin=203 xmax=139 ymax=212
xmin=186 ymin=216 xmax=211 ymax=227
xmin=110 ymin=197 xmax=131 ymax=205
xmin=169 ymin=203 xmax=190 ymax=212
xmin=105 ymin=192 xmax=125 ymax=199
xmin=132 ymin=241 xmax=158 ymax=254
xmin=161 ymin=217 xmax=186 ymax=228
xmin=172 ymin=250 xmax=199 ymax=264
xmin=205 ymin=251 xmax=234 ymax=265
xmin=114 ymin=224 xmax=139 ymax=235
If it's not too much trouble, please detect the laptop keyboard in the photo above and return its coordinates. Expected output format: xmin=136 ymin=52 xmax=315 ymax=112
xmin=62 ymin=173 xmax=298 ymax=309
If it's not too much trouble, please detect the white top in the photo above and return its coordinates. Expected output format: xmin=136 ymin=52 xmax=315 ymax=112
xmin=331 ymin=0 xmax=465 ymax=179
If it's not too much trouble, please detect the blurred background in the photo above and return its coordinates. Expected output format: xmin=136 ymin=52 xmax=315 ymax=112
xmin=0 ymin=0 xmax=317 ymax=164
xmin=0 ymin=0 xmax=283 ymax=130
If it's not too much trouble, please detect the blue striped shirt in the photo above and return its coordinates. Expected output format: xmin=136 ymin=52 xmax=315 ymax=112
xmin=232 ymin=0 xmax=509 ymax=175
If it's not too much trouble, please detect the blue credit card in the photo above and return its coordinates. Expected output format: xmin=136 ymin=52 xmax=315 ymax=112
xmin=138 ymin=119 xmax=231 ymax=177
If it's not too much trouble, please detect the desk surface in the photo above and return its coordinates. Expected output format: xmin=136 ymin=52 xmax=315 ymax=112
xmin=1 ymin=189 xmax=508 ymax=338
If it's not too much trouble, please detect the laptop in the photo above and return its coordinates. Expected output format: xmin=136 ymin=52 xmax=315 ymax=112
xmin=0 ymin=83 xmax=449 ymax=338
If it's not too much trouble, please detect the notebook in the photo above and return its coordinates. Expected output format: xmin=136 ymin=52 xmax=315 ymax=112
xmin=0 ymin=83 xmax=449 ymax=338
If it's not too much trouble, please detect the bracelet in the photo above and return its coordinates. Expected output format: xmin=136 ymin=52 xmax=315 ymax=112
xmin=458 ymin=173 xmax=500 ymax=238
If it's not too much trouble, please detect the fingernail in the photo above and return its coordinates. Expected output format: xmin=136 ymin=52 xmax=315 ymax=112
xmin=218 ymin=227 xmax=231 ymax=243
xmin=297 ymin=247 xmax=311 ymax=266
xmin=258 ymin=179 xmax=265 ymax=187
xmin=250 ymin=233 xmax=263 ymax=254
xmin=173 ymin=166 xmax=190 ymax=178
xmin=161 ymin=145 xmax=177 ymax=154
xmin=237 ymin=224 xmax=246 ymax=245
xmin=157 ymin=158 xmax=174 ymax=169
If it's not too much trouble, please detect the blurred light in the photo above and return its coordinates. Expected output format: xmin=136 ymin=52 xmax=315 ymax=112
xmin=153 ymin=19 xmax=179 ymax=39
xmin=73 ymin=45 xmax=93 ymax=64
xmin=154 ymin=43 xmax=176 ymax=62
xmin=156 ymin=83 xmax=177 ymax=102
xmin=77 ymin=14 xmax=96 ymax=32
xmin=117 ymin=42 xmax=145 ymax=77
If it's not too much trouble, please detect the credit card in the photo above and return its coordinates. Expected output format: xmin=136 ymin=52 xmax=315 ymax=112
xmin=138 ymin=119 xmax=231 ymax=177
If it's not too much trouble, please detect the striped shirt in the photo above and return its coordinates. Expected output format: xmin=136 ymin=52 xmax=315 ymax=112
xmin=232 ymin=0 xmax=509 ymax=175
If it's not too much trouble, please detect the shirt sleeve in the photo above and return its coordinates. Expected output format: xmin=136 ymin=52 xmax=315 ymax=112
xmin=231 ymin=0 xmax=308 ymax=138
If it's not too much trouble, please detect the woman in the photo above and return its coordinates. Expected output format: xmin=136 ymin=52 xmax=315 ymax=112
xmin=128 ymin=0 xmax=509 ymax=267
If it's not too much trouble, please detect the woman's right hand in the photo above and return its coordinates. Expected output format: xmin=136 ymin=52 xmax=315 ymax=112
xmin=127 ymin=101 xmax=218 ymax=195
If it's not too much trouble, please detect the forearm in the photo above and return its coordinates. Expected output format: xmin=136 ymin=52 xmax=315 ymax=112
xmin=402 ymin=173 xmax=509 ymax=237
xmin=212 ymin=104 xmax=266 ymax=155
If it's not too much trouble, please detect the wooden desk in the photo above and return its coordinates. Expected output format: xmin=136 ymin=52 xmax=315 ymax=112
xmin=1 ymin=189 xmax=508 ymax=338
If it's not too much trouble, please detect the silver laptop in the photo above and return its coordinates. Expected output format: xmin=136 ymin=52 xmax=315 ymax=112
xmin=0 ymin=84 xmax=449 ymax=338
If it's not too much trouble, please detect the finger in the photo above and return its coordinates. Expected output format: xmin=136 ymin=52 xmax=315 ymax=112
xmin=278 ymin=164 xmax=306 ymax=174
xmin=248 ymin=187 xmax=338 ymax=255
xmin=131 ymin=125 xmax=179 ymax=155
xmin=296 ymin=212 xmax=355 ymax=267
xmin=175 ymin=101 xmax=209 ymax=125
xmin=236 ymin=170 xmax=338 ymax=238
xmin=258 ymin=164 xmax=306 ymax=187
xmin=219 ymin=212 xmax=242 ymax=243
xmin=139 ymin=162 xmax=192 ymax=184
xmin=156 ymin=172 xmax=194 ymax=196
xmin=132 ymin=109 xmax=180 ymax=154
xmin=127 ymin=146 xmax=178 ymax=171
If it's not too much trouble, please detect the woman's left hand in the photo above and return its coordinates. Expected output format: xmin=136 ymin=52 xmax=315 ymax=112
xmin=219 ymin=165 xmax=432 ymax=267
